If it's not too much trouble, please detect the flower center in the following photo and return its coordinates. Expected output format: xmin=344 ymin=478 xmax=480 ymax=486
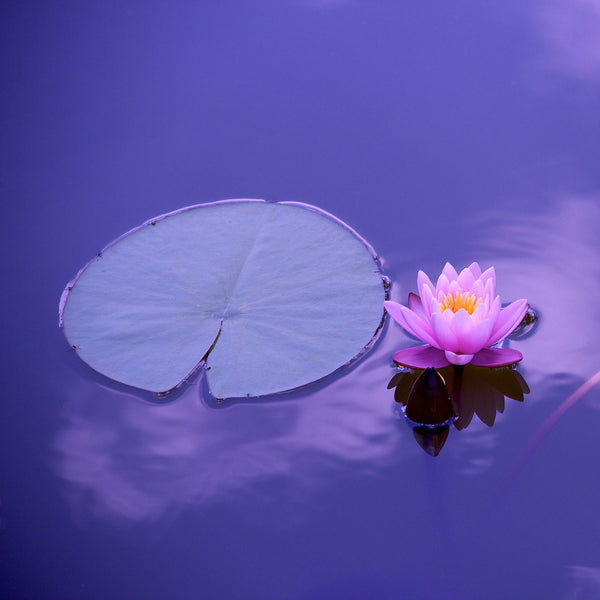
xmin=439 ymin=291 xmax=481 ymax=315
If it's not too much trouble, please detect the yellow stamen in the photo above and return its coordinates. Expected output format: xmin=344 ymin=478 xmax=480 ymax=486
xmin=439 ymin=291 xmax=481 ymax=315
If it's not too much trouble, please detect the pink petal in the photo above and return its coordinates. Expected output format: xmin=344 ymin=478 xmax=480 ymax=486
xmin=489 ymin=295 xmax=501 ymax=320
xmin=448 ymin=280 xmax=461 ymax=296
xmin=408 ymin=293 xmax=426 ymax=319
xmin=444 ymin=350 xmax=474 ymax=365
xmin=384 ymin=301 xmax=439 ymax=347
xmin=429 ymin=295 xmax=441 ymax=316
xmin=472 ymin=279 xmax=484 ymax=297
xmin=457 ymin=267 xmax=475 ymax=291
xmin=384 ymin=300 xmax=411 ymax=328
xmin=417 ymin=270 xmax=435 ymax=300
xmin=470 ymin=347 xmax=523 ymax=367
xmin=398 ymin=305 xmax=438 ymax=346
xmin=468 ymin=262 xmax=482 ymax=278
xmin=483 ymin=277 xmax=496 ymax=305
xmin=421 ymin=284 xmax=436 ymax=318
xmin=480 ymin=267 xmax=496 ymax=291
xmin=392 ymin=345 xmax=451 ymax=369
xmin=431 ymin=312 xmax=459 ymax=352
xmin=447 ymin=307 xmax=473 ymax=337
xmin=487 ymin=299 xmax=529 ymax=346
xmin=457 ymin=317 xmax=495 ymax=354
xmin=441 ymin=262 xmax=458 ymax=282
xmin=436 ymin=273 xmax=451 ymax=297
xmin=441 ymin=306 xmax=455 ymax=325
xmin=470 ymin=297 xmax=490 ymax=324
xmin=448 ymin=308 xmax=493 ymax=354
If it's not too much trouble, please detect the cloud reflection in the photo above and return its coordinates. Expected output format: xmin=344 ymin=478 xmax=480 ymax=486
xmin=474 ymin=195 xmax=600 ymax=383
xmin=54 ymin=365 xmax=404 ymax=523
xmin=566 ymin=565 xmax=600 ymax=600
xmin=531 ymin=0 xmax=600 ymax=81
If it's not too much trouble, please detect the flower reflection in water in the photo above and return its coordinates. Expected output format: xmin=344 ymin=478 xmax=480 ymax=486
xmin=389 ymin=365 xmax=530 ymax=457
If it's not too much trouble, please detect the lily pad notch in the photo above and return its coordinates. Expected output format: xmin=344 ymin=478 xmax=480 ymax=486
xmin=60 ymin=199 xmax=387 ymax=399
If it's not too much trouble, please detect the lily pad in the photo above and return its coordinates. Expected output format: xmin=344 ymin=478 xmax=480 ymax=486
xmin=60 ymin=200 xmax=386 ymax=398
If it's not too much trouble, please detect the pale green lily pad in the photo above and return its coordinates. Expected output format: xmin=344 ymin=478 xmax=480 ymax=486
xmin=60 ymin=200 xmax=385 ymax=398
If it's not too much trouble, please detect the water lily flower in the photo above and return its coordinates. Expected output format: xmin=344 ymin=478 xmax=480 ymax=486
xmin=384 ymin=262 xmax=528 ymax=369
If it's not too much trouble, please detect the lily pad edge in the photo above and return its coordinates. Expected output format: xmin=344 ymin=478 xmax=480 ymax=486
xmin=59 ymin=198 xmax=389 ymax=400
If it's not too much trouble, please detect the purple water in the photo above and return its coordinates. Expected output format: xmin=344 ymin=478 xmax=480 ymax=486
xmin=2 ymin=1 xmax=600 ymax=598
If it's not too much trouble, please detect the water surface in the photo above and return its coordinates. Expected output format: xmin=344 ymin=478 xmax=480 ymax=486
xmin=2 ymin=1 xmax=600 ymax=598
